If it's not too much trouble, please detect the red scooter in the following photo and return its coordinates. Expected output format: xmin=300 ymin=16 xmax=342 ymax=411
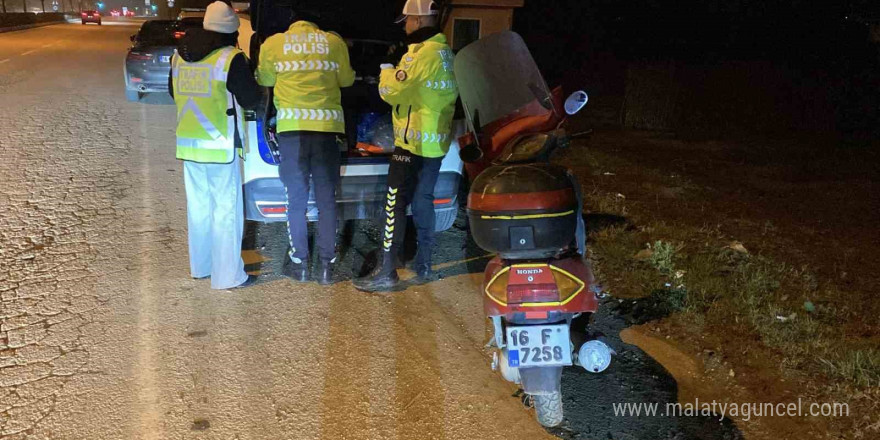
xmin=455 ymin=31 xmax=613 ymax=427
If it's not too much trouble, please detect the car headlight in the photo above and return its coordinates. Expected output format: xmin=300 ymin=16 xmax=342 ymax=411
xmin=498 ymin=134 xmax=550 ymax=163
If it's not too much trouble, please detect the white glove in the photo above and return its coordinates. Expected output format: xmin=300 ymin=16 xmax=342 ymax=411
xmin=380 ymin=63 xmax=394 ymax=70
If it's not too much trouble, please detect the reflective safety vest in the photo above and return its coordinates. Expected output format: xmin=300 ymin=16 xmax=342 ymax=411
xmin=379 ymin=33 xmax=459 ymax=158
xmin=256 ymin=21 xmax=355 ymax=134
xmin=171 ymin=46 xmax=244 ymax=164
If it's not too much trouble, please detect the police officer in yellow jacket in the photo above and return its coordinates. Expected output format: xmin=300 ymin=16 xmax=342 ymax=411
xmin=257 ymin=10 xmax=355 ymax=284
xmin=354 ymin=0 xmax=459 ymax=292
xmin=170 ymin=1 xmax=261 ymax=289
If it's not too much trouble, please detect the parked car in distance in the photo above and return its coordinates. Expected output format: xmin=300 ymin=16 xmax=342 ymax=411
xmin=81 ymin=10 xmax=101 ymax=25
xmin=110 ymin=10 xmax=120 ymax=17
xmin=123 ymin=19 xmax=202 ymax=102
xmin=125 ymin=10 xmax=135 ymax=17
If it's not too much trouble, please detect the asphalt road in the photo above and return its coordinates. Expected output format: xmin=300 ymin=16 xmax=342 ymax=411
xmin=0 ymin=21 xmax=744 ymax=440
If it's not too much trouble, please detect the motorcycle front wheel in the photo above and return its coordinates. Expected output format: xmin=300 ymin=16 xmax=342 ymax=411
xmin=533 ymin=391 xmax=564 ymax=427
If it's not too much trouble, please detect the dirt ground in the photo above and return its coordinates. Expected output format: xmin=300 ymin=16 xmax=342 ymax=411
xmin=561 ymin=127 xmax=880 ymax=439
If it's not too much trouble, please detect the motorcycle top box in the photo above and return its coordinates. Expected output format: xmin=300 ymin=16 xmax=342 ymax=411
xmin=467 ymin=163 xmax=577 ymax=259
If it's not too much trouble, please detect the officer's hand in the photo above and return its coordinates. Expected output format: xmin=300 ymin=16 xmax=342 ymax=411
xmin=380 ymin=64 xmax=394 ymax=71
xmin=384 ymin=41 xmax=407 ymax=65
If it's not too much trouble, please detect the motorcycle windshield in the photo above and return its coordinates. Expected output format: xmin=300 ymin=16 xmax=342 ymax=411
xmin=454 ymin=31 xmax=552 ymax=129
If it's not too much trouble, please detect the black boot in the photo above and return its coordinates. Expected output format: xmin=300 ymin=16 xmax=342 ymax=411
xmin=317 ymin=259 xmax=334 ymax=285
xmin=282 ymin=256 xmax=309 ymax=282
xmin=353 ymin=252 xmax=400 ymax=292
xmin=411 ymin=248 xmax=437 ymax=284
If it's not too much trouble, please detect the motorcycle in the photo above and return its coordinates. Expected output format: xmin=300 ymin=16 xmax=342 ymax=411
xmin=454 ymin=31 xmax=613 ymax=428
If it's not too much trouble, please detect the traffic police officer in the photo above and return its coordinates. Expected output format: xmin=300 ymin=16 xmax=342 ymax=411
xmin=169 ymin=1 xmax=261 ymax=289
xmin=257 ymin=9 xmax=355 ymax=284
xmin=354 ymin=0 xmax=459 ymax=292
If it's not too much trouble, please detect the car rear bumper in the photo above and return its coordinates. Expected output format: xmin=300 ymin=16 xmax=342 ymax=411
xmin=124 ymin=63 xmax=169 ymax=93
xmin=245 ymin=171 xmax=461 ymax=223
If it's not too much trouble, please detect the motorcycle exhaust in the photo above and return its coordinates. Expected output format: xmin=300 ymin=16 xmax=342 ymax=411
xmin=576 ymin=340 xmax=613 ymax=373
xmin=138 ymin=85 xmax=147 ymax=92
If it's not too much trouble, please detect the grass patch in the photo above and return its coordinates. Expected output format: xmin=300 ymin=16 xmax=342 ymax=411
xmin=820 ymin=349 xmax=880 ymax=388
xmin=647 ymin=240 xmax=683 ymax=275
xmin=584 ymin=191 xmax=868 ymax=389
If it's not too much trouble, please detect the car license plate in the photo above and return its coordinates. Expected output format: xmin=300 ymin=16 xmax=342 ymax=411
xmin=160 ymin=55 xmax=171 ymax=63
xmin=506 ymin=324 xmax=572 ymax=368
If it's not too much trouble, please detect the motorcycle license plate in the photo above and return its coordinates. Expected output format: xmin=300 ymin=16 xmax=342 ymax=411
xmin=506 ymin=324 xmax=572 ymax=368
xmin=160 ymin=55 xmax=171 ymax=63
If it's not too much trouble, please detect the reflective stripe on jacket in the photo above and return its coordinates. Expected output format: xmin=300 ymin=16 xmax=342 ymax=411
xmin=172 ymin=46 xmax=244 ymax=164
xmin=379 ymin=33 xmax=458 ymax=158
xmin=257 ymin=21 xmax=355 ymax=134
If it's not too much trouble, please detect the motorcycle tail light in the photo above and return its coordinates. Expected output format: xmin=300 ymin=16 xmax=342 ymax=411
xmin=487 ymin=264 xmax=585 ymax=306
xmin=507 ymin=283 xmax=558 ymax=304
xmin=485 ymin=269 xmax=510 ymax=305
xmin=551 ymin=266 xmax=585 ymax=303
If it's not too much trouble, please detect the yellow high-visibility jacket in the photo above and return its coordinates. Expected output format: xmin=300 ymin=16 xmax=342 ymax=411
xmin=257 ymin=21 xmax=355 ymax=134
xmin=379 ymin=33 xmax=458 ymax=158
xmin=172 ymin=46 xmax=243 ymax=164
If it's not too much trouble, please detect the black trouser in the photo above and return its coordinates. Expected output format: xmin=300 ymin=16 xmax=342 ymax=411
xmin=381 ymin=147 xmax=442 ymax=265
xmin=277 ymin=131 xmax=340 ymax=262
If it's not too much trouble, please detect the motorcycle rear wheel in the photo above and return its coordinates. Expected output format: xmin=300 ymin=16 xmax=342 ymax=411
xmin=533 ymin=392 xmax=564 ymax=427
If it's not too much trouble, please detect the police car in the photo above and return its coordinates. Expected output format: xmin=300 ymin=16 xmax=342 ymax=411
xmin=236 ymin=12 xmax=464 ymax=232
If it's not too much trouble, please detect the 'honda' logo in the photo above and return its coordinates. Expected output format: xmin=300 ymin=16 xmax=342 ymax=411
xmin=516 ymin=269 xmax=543 ymax=275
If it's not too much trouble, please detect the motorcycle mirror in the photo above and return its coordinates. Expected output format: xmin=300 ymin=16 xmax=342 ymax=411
xmin=564 ymin=90 xmax=589 ymax=115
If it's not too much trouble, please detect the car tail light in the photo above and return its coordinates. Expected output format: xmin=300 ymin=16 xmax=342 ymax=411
xmin=257 ymin=204 xmax=287 ymax=217
xmin=174 ymin=31 xmax=186 ymax=39
xmin=128 ymin=52 xmax=152 ymax=61
xmin=81 ymin=12 xmax=86 ymax=16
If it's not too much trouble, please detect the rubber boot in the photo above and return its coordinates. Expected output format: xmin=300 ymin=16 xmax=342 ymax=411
xmin=317 ymin=259 xmax=334 ymax=285
xmin=411 ymin=247 xmax=437 ymax=285
xmin=353 ymin=252 xmax=400 ymax=292
xmin=282 ymin=256 xmax=309 ymax=283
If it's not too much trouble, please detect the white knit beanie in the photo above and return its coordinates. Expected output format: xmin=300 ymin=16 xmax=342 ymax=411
xmin=203 ymin=1 xmax=239 ymax=34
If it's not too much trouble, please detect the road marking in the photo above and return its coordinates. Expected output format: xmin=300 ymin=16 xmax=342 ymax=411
xmin=42 ymin=43 xmax=55 ymax=48
xmin=20 ymin=49 xmax=37 ymax=56
xmin=0 ymin=59 xmax=9 ymax=64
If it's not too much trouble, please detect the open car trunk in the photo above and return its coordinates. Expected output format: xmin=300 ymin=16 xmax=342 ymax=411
xmin=242 ymin=2 xmax=463 ymax=230
xmin=257 ymin=37 xmax=397 ymax=163
xmin=340 ymin=38 xmax=397 ymax=158
xmin=247 ymin=0 xmax=405 ymax=160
